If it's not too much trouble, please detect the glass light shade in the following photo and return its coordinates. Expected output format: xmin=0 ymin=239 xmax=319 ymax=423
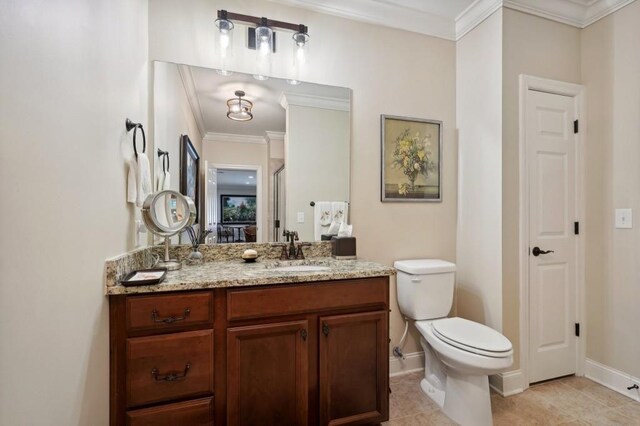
xmin=254 ymin=25 xmax=273 ymax=80
xmin=288 ymin=31 xmax=310 ymax=85
xmin=215 ymin=18 xmax=234 ymax=76
xmin=226 ymin=91 xmax=253 ymax=121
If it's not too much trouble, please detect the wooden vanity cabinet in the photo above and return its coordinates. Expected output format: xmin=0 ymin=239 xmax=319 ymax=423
xmin=109 ymin=277 xmax=389 ymax=426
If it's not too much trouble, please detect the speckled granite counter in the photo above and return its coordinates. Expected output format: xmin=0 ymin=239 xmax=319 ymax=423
xmin=105 ymin=257 xmax=395 ymax=295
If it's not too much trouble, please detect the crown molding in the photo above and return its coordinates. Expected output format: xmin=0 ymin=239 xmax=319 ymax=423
xmin=177 ymin=64 xmax=206 ymax=139
xmin=203 ymin=132 xmax=267 ymax=145
xmin=279 ymin=92 xmax=350 ymax=111
xmin=583 ymin=0 xmax=636 ymax=26
xmin=264 ymin=131 xmax=285 ymax=144
xmin=267 ymin=0 xmax=457 ymax=40
xmin=457 ymin=0 xmax=635 ymax=39
xmin=456 ymin=0 xmax=503 ymax=40
xmin=269 ymin=0 xmax=636 ymax=43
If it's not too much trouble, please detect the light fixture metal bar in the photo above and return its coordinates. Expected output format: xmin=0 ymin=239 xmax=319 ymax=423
xmin=217 ymin=10 xmax=307 ymax=33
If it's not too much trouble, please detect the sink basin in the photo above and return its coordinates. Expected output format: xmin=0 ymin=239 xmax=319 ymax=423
xmin=273 ymin=265 xmax=331 ymax=272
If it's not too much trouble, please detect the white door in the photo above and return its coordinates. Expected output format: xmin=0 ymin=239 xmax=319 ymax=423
xmin=526 ymin=90 xmax=578 ymax=383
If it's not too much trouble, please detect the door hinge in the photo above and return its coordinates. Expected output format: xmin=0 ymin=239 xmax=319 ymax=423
xmin=274 ymin=219 xmax=280 ymax=228
xmin=574 ymin=222 xmax=580 ymax=235
xmin=574 ymin=120 xmax=579 ymax=134
xmin=575 ymin=323 xmax=580 ymax=337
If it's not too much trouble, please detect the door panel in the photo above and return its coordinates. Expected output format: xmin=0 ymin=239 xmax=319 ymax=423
xmin=227 ymin=320 xmax=308 ymax=426
xmin=527 ymin=90 xmax=577 ymax=383
xmin=319 ymin=311 xmax=388 ymax=426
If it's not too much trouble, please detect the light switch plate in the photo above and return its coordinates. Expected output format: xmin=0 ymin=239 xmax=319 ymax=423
xmin=615 ymin=208 xmax=632 ymax=229
xmin=297 ymin=212 xmax=305 ymax=223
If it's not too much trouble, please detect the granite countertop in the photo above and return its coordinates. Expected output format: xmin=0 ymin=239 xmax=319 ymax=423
xmin=106 ymin=257 xmax=395 ymax=295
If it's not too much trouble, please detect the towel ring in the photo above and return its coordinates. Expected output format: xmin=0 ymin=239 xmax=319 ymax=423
xmin=126 ymin=118 xmax=146 ymax=159
xmin=157 ymin=149 xmax=169 ymax=172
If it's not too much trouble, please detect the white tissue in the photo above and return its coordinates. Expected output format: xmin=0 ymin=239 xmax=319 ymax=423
xmin=338 ymin=222 xmax=352 ymax=237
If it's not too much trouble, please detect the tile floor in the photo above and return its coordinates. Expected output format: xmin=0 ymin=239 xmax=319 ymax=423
xmin=384 ymin=371 xmax=640 ymax=425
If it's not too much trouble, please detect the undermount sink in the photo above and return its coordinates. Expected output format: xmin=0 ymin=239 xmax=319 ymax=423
xmin=272 ymin=265 xmax=332 ymax=272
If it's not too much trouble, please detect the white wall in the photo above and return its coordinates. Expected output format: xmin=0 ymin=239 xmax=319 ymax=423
xmin=581 ymin=0 xmax=640 ymax=378
xmin=455 ymin=10 xmax=503 ymax=331
xmin=149 ymin=0 xmax=458 ymax=356
xmin=284 ymin=103 xmax=350 ymax=241
xmin=0 ymin=0 xmax=148 ymax=424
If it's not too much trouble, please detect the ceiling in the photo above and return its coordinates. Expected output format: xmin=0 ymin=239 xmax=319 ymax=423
xmin=183 ymin=64 xmax=350 ymax=138
xmin=215 ymin=169 xmax=258 ymax=187
xmin=267 ymin=0 xmax=636 ymax=40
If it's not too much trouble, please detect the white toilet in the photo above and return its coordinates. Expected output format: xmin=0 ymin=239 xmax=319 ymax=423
xmin=394 ymin=259 xmax=513 ymax=426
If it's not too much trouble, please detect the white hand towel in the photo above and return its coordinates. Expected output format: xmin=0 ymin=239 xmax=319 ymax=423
xmin=331 ymin=201 xmax=348 ymax=225
xmin=162 ymin=171 xmax=171 ymax=190
xmin=127 ymin=157 xmax=138 ymax=204
xmin=135 ymin=153 xmax=152 ymax=207
xmin=156 ymin=171 xmax=165 ymax=192
xmin=314 ymin=201 xmax=332 ymax=241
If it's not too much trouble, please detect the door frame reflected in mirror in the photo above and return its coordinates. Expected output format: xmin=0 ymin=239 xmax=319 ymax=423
xmin=208 ymin=163 xmax=263 ymax=244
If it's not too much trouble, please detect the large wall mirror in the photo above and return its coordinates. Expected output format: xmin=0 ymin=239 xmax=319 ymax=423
xmin=153 ymin=61 xmax=351 ymax=244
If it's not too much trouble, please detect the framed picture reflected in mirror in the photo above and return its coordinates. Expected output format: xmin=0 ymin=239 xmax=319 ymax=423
xmin=180 ymin=135 xmax=200 ymax=223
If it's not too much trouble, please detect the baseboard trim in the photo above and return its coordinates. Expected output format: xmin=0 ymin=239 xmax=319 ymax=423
xmin=584 ymin=358 xmax=640 ymax=402
xmin=489 ymin=369 xmax=525 ymax=396
xmin=389 ymin=351 xmax=424 ymax=377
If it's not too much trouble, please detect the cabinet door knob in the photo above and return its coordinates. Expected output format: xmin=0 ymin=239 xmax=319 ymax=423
xmin=322 ymin=323 xmax=330 ymax=336
xmin=300 ymin=329 xmax=308 ymax=341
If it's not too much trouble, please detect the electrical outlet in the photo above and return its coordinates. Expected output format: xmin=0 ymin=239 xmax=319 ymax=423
xmin=297 ymin=212 xmax=305 ymax=223
xmin=615 ymin=209 xmax=632 ymax=229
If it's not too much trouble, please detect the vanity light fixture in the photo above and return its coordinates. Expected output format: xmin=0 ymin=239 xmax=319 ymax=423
xmin=226 ymin=90 xmax=253 ymax=122
xmin=214 ymin=10 xmax=235 ymax=76
xmin=215 ymin=10 xmax=310 ymax=82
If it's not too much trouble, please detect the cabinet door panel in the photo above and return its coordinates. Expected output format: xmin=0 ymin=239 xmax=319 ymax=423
xmin=319 ymin=311 xmax=388 ymax=426
xmin=227 ymin=320 xmax=309 ymax=426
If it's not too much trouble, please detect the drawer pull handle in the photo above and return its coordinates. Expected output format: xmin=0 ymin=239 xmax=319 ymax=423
xmin=151 ymin=308 xmax=191 ymax=324
xmin=151 ymin=363 xmax=191 ymax=382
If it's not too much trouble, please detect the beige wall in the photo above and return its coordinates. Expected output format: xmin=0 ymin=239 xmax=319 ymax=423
xmin=202 ymin=138 xmax=269 ymax=241
xmin=153 ymin=61 xmax=203 ymax=193
xmin=456 ymin=10 xmax=504 ymax=331
xmin=149 ymin=0 xmax=458 ymax=356
xmin=501 ymin=9 xmax=581 ymax=370
xmin=284 ymin=103 xmax=350 ymax=241
xmin=581 ymin=0 xmax=640 ymax=378
xmin=0 ymin=0 xmax=148 ymax=424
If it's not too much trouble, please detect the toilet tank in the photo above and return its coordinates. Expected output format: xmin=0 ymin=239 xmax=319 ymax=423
xmin=394 ymin=259 xmax=456 ymax=320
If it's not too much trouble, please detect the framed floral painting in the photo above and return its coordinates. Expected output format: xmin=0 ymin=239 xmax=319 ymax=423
xmin=381 ymin=115 xmax=442 ymax=202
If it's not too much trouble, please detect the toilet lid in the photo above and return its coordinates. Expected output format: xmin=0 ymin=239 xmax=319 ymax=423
xmin=432 ymin=317 xmax=513 ymax=358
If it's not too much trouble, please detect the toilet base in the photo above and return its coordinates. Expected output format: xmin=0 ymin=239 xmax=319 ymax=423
xmin=420 ymin=377 xmax=445 ymax=408
xmin=442 ymin=372 xmax=493 ymax=426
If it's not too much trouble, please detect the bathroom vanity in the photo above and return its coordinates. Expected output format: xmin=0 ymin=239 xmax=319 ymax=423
xmin=106 ymin=254 xmax=393 ymax=426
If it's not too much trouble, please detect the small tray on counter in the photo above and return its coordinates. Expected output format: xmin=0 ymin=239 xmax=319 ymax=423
xmin=119 ymin=268 xmax=167 ymax=287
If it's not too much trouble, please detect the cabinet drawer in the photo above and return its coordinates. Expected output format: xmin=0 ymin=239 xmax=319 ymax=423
xmin=227 ymin=278 xmax=388 ymax=321
xmin=126 ymin=330 xmax=214 ymax=407
xmin=126 ymin=292 xmax=213 ymax=332
xmin=126 ymin=397 xmax=213 ymax=426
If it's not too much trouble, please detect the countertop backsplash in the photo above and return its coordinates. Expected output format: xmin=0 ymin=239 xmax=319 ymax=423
xmin=104 ymin=241 xmax=333 ymax=289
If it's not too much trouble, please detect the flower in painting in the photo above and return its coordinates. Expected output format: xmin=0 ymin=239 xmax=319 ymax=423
xmin=391 ymin=128 xmax=435 ymax=195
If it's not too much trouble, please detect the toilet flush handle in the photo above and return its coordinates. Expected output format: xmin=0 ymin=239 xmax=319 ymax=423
xmin=411 ymin=278 xmax=422 ymax=283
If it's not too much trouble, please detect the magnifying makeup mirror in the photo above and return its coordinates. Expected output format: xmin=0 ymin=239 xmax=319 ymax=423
xmin=142 ymin=190 xmax=196 ymax=270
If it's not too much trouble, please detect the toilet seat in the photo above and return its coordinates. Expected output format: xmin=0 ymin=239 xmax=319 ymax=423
xmin=430 ymin=317 xmax=513 ymax=358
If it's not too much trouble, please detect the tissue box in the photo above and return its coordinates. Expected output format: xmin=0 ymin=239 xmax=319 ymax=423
xmin=331 ymin=236 xmax=356 ymax=260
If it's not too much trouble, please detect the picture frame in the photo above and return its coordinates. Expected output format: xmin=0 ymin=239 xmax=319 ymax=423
xmin=180 ymin=135 xmax=200 ymax=223
xmin=220 ymin=194 xmax=257 ymax=225
xmin=381 ymin=115 xmax=442 ymax=202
